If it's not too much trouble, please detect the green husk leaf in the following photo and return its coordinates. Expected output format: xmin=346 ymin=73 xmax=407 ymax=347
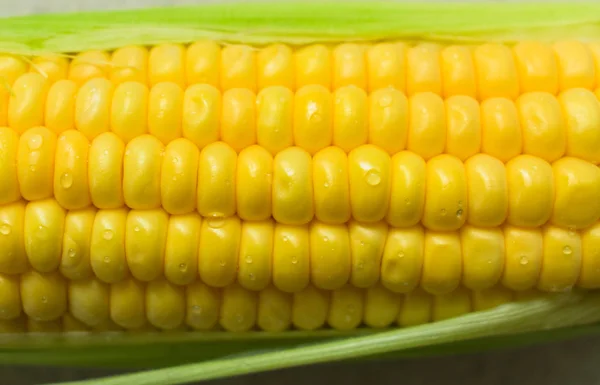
xmin=7 ymin=291 xmax=594 ymax=384
xmin=2 ymin=2 xmax=600 ymax=55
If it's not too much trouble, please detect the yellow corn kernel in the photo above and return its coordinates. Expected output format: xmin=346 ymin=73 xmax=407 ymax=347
xmin=313 ymin=147 xmax=351 ymax=224
xmin=197 ymin=141 xmax=237 ymax=218
xmin=165 ymin=213 xmax=201 ymax=285
xmin=161 ymin=138 xmax=199 ymax=215
xmin=513 ymin=41 xmax=559 ymax=94
xmin=559 ymin=88 xmax=600 ymax=164
xmin=294 ymin=85 xmax=332 ymax=155
xmin=367 ymin=42 xmax=407 ymax=92
xmin=472 ymin=286 xmax=514 ymax=311
xmin=68 ymin=51 xmax=110 ymax=85
xmin=349 ymin=221 xmax=388 ymax=288
xmin=257 ymin=44 xmax=294 ymax=90
xmin=381 ymin=226 xmax=424 ymax=293
xmin=54 ymin=130 xmax=91 ymax=210
xmin=292 ymin=284 xmax=329 ymax=330
xmin=421 ymin=231 xmax=462 ymax=295
xmin=333 ymin=86 xmax=368 ymax=152
xmin=29 ymin=55 xmax=68 ymax=84
xmin=89 ymin=132 xmax=125 ymax=209
xmin=364 ymin=283 xmax=402 ymax=328
xmin=273 ymin=147 xmax=314 ymax=225
xmin=148 ymin=44 xmax=185 ymax=87
xmin=474 ymin=44 xmax=519 ymax=100
xmin=60 ymin=208 xmax=95 ymax=280
xmin=256 ymin=86 xmax=294 ymax=155
xmin=0 ymin=317 xmax=26 ymax=333
xmin=310 ymin=222 xmax=351 ymax=290
xmin=75 ymin=78 xmax=113 ymax=140
xmin=333 ymin=44 xmax=366 ymax=90
xmin=238 ymin=220 xmax=273 ymax=291
xmin=221 ymin=45 xmax=256 ymax=92
xmin=90 ymin=209 xmax=128 ymax=283
xmin=0 ymin=55 xmax=27 ymax=84
xmin=348 ymin=145 xmax=391 ymax=222
xmin=0 ymin=202 xmax=27 ymax=274
xmin=506 ymin=155 xmax=554 ymax=227
xmin=440 ymin=45 xmax=476 ymax=98
xmin=9 ymin=73 xmax=48 ymax=133
xmin=221 ymin=88 xmax=256 ymax=151
xmin=110 ymin=46 xmax=148 ymax=85
xmin=502 ymin=226 xmax=543 ymax=291
xmin=480 ymin=97 xmax=522 ymax=162
xmin=327 ymin=284 xmax=364 ymax=331
xmin=407 ymin=92 xmax=446 ymax=160
xmin=257 ymin=285 xmax=293 ymax=332
xmin=62 ymin=313 xmax=89 ymax=332
xmin=397 ymin=288 xmax=431 ymax=327
xmin=0 ymin=274 xmax=21 ymax=320
xmin=186 ymin=41 xmax=220 ymax=87
xmin=148 ymin=82 xmax=183 ymax=144
xmin=126 ymin=209 xmax=168 ymax=282
xmin=552 ymin=157 xmax=600 ymax=229
xmin=24 ymin=199 xmax=65 ymax=273
xmin=406 ymin=44 xmax=442 ymax=96
xmin=28 ymin=319 xmax=62 ymax=333
xmin=69 ymin=278 xmax=109 ymax=327
xmin=220 ymin=283 xmax=257 ymax=332
xmin=517 ymin=92 xmax=566 ymax=162
xmin=198 ymin=216 xmax=240 ymax=288
xmin=386 ymin=151 xmax=426 ymax=227
xmin=0 ymin=89 xmax=8 ymax=128
xmin=445 ymin=95 xmax=481 ymax=160
xmin=20 ymin=271 xmax=66 ymax=321
xmin=146 ymin=279 xmax=185 ymax=330
xmin=110 ymin=81 xmax=149 ymax=143
xmin=579 ymin=223 xmax=600 ymax=289
xmin=432 ymin=287 xmax=472 ymax=321
xmin=590 ymin=42 xmax=600 ymax=88
xmin=553 ymin=41 xmax=595 ymax=91
xmin=45 ymin=79 xmax=77 ymax=134
xmin=538 ymin=226 xmax=582 ymax=292
xmin=182 ymin=84 xmax=221 ymax=150
xmin=368 ymin=88 xmax=408 ymax=155
xmin=123 ymin=135 xmax=164 ymax=210
xmin=18 ymin=126 xmax=56 ymax=201
xmin=461 ymin=226 xmax=504 ymax=290
xmin=237 ymin=146 xmax=273 ymax=221
xmin=0 ymin=127 xmax=20 ymax=204
xmin=423 ymin=154 xmax=467 ymax=231
xmin=186 ymin=281 xmax=220 ymax=330
xmin=110 ymin=278 xmax=146 ymax=330
xmin=295 ymin=44 xmax=331 ymax=89
xmin=465 ymin=154 xmax=508 ymax=227
xmin=272 ymin=223 xmax=310 ymax=293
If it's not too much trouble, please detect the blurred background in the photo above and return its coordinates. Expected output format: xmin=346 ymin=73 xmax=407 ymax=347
xmin=2 ymin=0 xmax=599 ymax=384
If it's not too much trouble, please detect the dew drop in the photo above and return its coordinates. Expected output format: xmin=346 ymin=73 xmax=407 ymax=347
xmin=68 ymin=248 xmax=77 ymax=258
xmin=219 ymin=260 xmax=226 ymax=267
xmin=309 ymin=112 xmax=322 ymax=123
xmin=103 ymin=230 xmax=114 ymax=240
xmin=378 ymin=95 xmax=392 ymax=108
xmin=245 ymin=255 xmax=253 ymax=264
xmin=40 ymin=296 xmax=48 ymax=304
xmin=282 ymin=235 xmax=290 ymax=243
xmin=323 ymin=236 xmax=329 ymax=243
xmin=357 ymin=262 xmax=365 ymax=270
xmin=37 ymin=225 xmax=48 ymax=239
xmin=519 ymin=255 xmax=529 ymax=265
xmin=103 ymin=149 xmax=109 ymax=156
xmin=440 ymin=209 xmax=447 ymax=216
xmin=563 ymin=245 xmax=572 ymax=255
xmin=249 ymin=273 xmax=256 ymax=281
xmin=235 ymin=314 xmax=244 ymax=324
xmin=0 ymin=224 xmax=11 ymax=236
xmin=397 ymin=251 xmax=405 ymax=259
xmin=323 ymin=182 xmax=330 ymax=188
xmin=192 ymin=305 xmax=201 ymax=312
xmin=365 ymin=169 xmax=381 ymax=186
xmin=404 ymin=198 xmax=411 ymax=206
xmin=456 ymin=208 xmax=463 ymax=217
xmin=29 ymin=165 xmax=36 ymax=172
xmin=133 ymin=226 xmax=141 ymax=232
xmin=207 ymin=214 xmax=225 ymax=229
xmin=60 ymin=172 xmax=73 ymax=189
xmin=291 ymin=256 xmax=298 ymax=265
xmin=179 ymin=263 xmax=187 ymax=272
xmin=28 ymin=134 xmax=43 ymax=150
xmin=103 ymin=256 xmax=110 ymax=263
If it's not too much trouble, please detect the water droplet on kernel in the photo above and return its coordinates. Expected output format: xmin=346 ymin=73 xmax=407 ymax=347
xmin=441 ymin=209 xmax=447 ymax=216
xmin=568 ymin=227 xmax=576 ymax=236
xmin=235 ymin=314 xmax=244 ymax=324
xmin=28 ymin=134 xmax=43 ymax=150
xmin=323 ymin=237 xmax=329 ymax=243
xmin=291 ymin=256 xmax=298 ymax=264
xmin=397 ymin=251 xmax=405 ymax=259
xmin=282 ymin=235 xmax=290 ymax=242
xmin=68 ymin=248 xmax=76 ymax=258
xmin=0 ymin=224 xmax=11 ymax=235
xmin=179 ymin=263 xmax=187 ymax=272
xmin=323 ymin=182 xmax=330 ymax=188
xmin=103 ymin=256 xmax=110 ymax=263
xmin=365 ymin=169 xmax=381 ymax=186
xmin=309 ymin=112 xmax=322 ymax=123
xmin=37 ymin=225 xmax=48 ymax=239
xmin=60 ymin=172 xmax=73 ymax=189
xmin=29 ymin=165 xmax=36 ymax=172
xmin=357 ymin=262 xmax=365 ymax=270
xmin=219 ymin=260 xmax=226 ymax=267
xmin=40 ymin=296 xmax=48 ymax=303
xmin=207 ymin=214 xmax=225 ymax=229
xmin=103 ymin=149 xmax=109 ymax=155
xmin=249 ymin=273 xmax=256 ymax=281
xmin=378 ymin=95 xmax=392 ymax=108
xmin=519 ymin=255 xmax=529 ymax=265
xmin=245 ymin=255 xmax=253 ymax=264
xmin=404 ymin=198 xmax=410 ymax=205
xmin=456 ymin=208 xmax=463 ymax=217
xmin=563 ymin=246 xmax=572 ymax=255
xmin=134 ymin=226 xmax=140 ymax=232
xmin=103 ymin=230 xmax=114 ymax=240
